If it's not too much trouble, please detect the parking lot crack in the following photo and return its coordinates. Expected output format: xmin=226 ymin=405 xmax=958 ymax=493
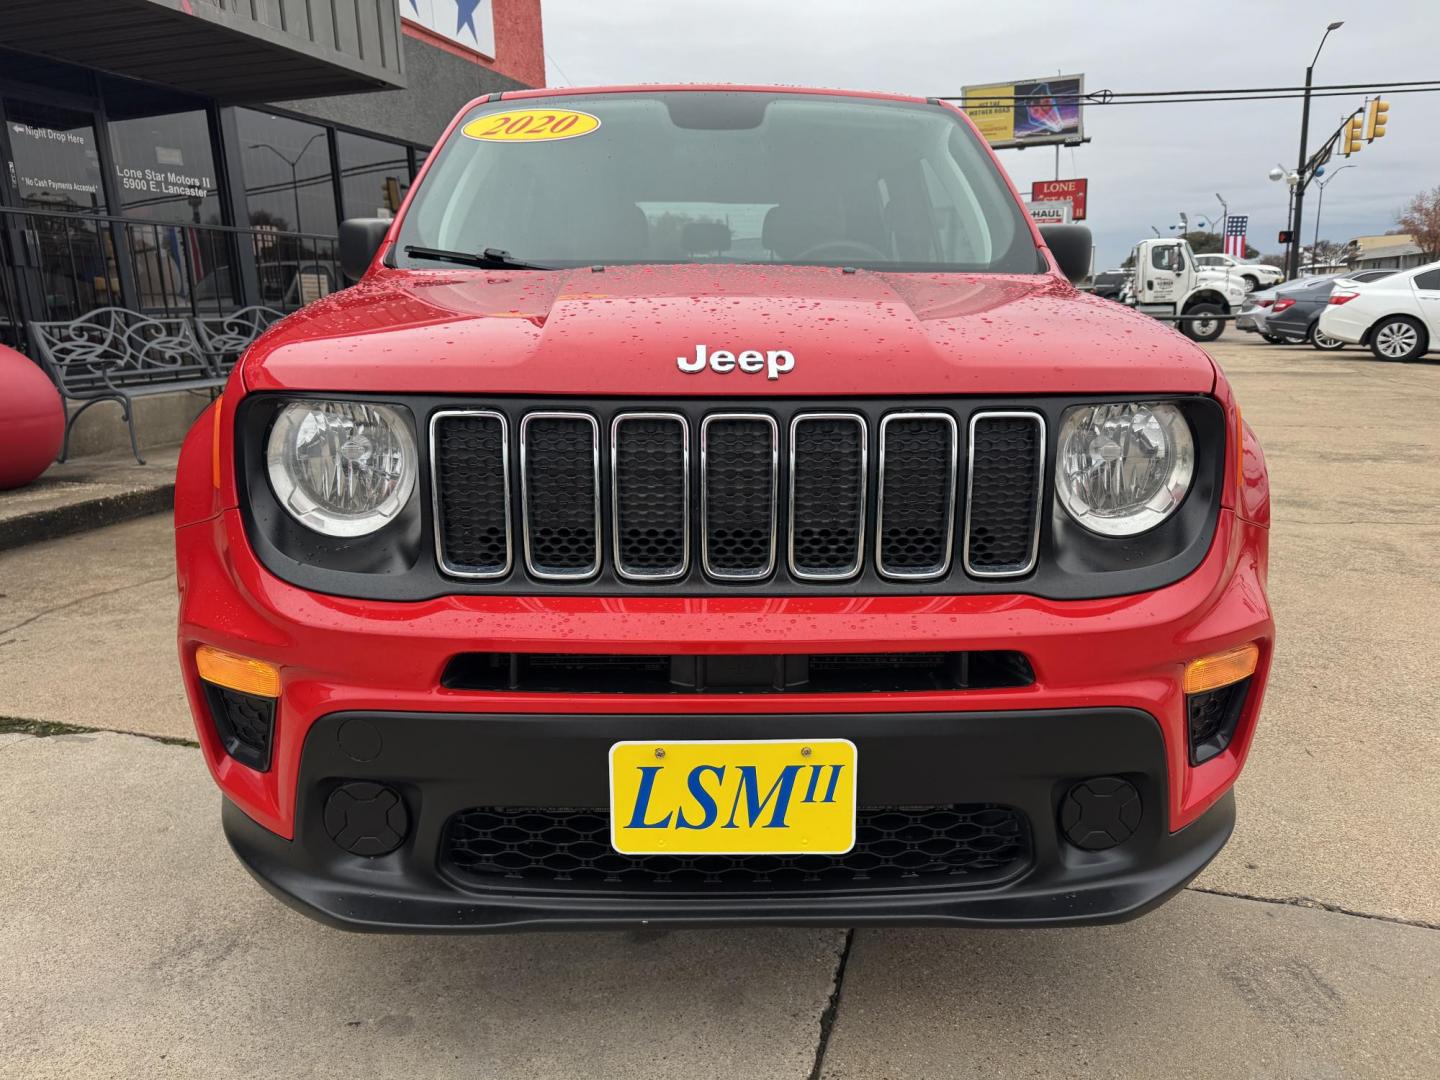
xmin=0 ymin=574 xmax=172 ymax=639
xmin=807 ymin=929 xmax=855 ymax=1080
xmin=0 ymin=716 xmax=198 ymax=749
xmin=1189 ymin=885 xmax=1440 ymax=931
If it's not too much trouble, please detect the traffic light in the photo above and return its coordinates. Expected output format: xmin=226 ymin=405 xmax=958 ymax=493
xmin=1343 ymin=114 xmax=1364 ymax=156
xmin=1366 ymin=98 xmax=1389 ymax=141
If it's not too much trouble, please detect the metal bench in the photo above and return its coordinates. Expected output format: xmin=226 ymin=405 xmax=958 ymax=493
xmin=30 ymin=307 xmax=221 ymax=465
xmin=194 ymin=305 xmax=286 ymax=376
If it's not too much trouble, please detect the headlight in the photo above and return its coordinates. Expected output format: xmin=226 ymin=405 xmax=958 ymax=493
xmin=1056 ymin=402 xmax=1194 ymax=536
xmin=265 ymin=400 xmax=416 ymax=537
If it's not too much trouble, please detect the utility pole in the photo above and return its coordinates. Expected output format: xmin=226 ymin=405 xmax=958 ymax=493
xmin=1288 ymin=22 xmax=1344 ymax=279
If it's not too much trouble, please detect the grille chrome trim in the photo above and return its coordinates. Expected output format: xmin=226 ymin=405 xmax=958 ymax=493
xmin=519 ymin=411 xmax=602 ymax=581
xmin=964 ymin=410 xmax=1046 ymax=579
xmin=874 ymin=411 xmax=958 ymax=582
xmin=700 ymin=412 xmax=779 ymax=582
xmin=429 ymin=408 xmax=512 ymax=580
xmin=610 ymin=412 xmax=691 ymax=582
xmin=788 ymin=412 xmax=868 ymax=581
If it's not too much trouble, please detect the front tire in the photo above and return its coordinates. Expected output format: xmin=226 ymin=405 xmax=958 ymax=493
xmin=1242 ymin=275 xmax=1260 ymax=292
xmin=1369 ymin=316 xmax=1427 ymax=361
xmin=1261 ymin=333 xmax=1287 ymax=345
xmin=1310 ymin=324 xmax=1345 ymax=351
xmin=1182 ymin=303 xmax=1224 ymax=342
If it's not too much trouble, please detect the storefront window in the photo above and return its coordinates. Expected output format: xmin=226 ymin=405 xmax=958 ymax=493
xmin=235 ymin=108 xmax=337 ymax=235
xmin=3 ymin=100 xmax=107 ymax=213
xmin=107 ymin=109 xmax=221 ymax=225
xmin=336 ymin=131 xmax=410 ymax=220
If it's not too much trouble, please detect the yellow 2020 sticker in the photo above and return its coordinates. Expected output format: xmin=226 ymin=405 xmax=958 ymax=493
xmin=461 ymin=108 xmax=600 ymax=143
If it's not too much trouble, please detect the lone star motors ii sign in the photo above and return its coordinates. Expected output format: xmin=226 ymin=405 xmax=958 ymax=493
xmin=405 ymin=0 xmax=496 ymax=59
xmin=1031 ymin=179 xmax=1088 ymax=222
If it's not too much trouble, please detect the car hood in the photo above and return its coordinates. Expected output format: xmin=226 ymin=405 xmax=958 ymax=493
xmin=242 ymin=264 xmax=1216 ymax=397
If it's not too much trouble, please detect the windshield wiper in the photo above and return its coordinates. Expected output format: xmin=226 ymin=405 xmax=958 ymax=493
xmin=403 ymin=245 xmax=555 ymax=270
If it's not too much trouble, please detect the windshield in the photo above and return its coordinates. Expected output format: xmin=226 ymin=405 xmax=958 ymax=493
xmin=395 ymin=91 xmax=1042 ymax=274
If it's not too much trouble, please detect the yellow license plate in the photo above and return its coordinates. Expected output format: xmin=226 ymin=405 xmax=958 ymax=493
xmin=608 ymin=739 xmax=857 ymax=856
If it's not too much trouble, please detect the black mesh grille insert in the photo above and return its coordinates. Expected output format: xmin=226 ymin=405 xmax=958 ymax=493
xmin=522 ymin=415 xmax=599 ymax=578
xmin=702 ymin=416 xmax=776 ymax=579
xmin=442 ymin=804 xmax=1030 ymax=889
xmin=878 ymin=415 xmax=956 ymax=578
xmin=1188 ymin=676 xmax=1252 ymax=765
xmin=791 ymin=415 xmax=866 ymax=578
xmin=966 ymin=413 xmax=1043 ymax=575
xmin=433 ymin=412 xmax=510 ymax=576
xmin=201 ymin=683 xmax=275 ymax=772
xmin=613 ymin=415 xmax=687 ymax=578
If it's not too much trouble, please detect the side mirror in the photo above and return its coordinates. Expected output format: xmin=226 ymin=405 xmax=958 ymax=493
xmin=339 ymin=218 xmax=392 ymax=283
xmin=1039 ymin=224 xmax=1093 ymax=284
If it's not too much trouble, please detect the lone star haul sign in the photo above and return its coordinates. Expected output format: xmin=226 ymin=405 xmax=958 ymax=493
xmin=1032 ymin=179 xmax=1088 ymax=222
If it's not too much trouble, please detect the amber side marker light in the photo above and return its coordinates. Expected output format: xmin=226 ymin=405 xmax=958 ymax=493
xmin=196 ymin=645 xmax=280 ymax=698
xmin=1184 ymin=643 xmax=1260 ymax=695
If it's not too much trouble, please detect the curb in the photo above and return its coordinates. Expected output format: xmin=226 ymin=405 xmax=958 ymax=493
xmin=0 ymin=483 xmax=174 ymax=552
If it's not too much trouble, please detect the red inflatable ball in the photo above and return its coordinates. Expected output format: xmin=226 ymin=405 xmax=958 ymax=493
xmin=0 ymin=343 xmax=64 ymax=490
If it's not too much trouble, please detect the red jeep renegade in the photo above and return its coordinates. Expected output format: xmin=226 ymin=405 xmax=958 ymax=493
xmin=174 ymin=86 xmax=1273 ymax=932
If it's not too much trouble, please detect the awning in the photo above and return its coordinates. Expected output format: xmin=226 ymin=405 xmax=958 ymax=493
xmin=0 ymin=0 xmax=406 ymax=102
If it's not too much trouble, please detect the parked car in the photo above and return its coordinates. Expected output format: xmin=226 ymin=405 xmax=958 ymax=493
xmin=1194 ymin=253 xmax=1284 ymax=292
xmin=1090 ymin=269 xmax=1129 ymax=301
xmin=1235 ymin=286 xmax=1282 ymax=341
xmin=1319 ymin=261 xmax=1440 ymax=361
xmin=1265 ymin=270 xmax=1397 ymax=350
xmin=174 ymin=84 xmax=1273 ymax=933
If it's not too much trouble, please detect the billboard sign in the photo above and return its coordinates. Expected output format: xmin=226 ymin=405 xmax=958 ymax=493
xmin=403 ymin=0 xmax=496 ymax=58
xmin=962 ymin=75 xmax=1085 ymax=149
xmin=1031 ymin=178 xmax=1088 ymax=221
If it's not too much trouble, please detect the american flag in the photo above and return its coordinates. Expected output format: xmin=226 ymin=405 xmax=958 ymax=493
xmin=1223 ymin=215 xmax=1249 ymax=258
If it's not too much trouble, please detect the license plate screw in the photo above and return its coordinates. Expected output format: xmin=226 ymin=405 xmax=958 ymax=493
xmin=801 ymin=746 xmax=812 ymax=758
xmin=654 ymin=747 xmax=666 ymax=759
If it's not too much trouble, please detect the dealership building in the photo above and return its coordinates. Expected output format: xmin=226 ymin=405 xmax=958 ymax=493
xmin=0 ymin=0 xmax=544 ymax=355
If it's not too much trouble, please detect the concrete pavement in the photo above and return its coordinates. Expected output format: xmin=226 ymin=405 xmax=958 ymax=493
xmin=0 ymin=336 xmax=1437 ymax=1077
xmin=2 ymin=731 xmax=1436 ymax=1080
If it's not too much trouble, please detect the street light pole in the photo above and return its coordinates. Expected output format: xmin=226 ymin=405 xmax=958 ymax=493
xmin=1311 ymin=163 xmax=1356 ymax=264
xmin=1288 ymin=21 xmax=1344 ymax=279
xmin=249 ymin=133 xmax=325 ymax=234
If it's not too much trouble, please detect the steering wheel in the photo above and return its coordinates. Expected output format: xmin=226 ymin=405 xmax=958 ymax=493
xmin=793 ymin=239 xmax=889 ymax=263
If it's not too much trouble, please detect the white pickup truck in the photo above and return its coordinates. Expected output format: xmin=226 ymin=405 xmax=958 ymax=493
xmin=1121 ymin=238 xmax=1251 ymax=342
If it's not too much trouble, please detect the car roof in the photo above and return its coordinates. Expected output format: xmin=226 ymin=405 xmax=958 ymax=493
xmin=485 ymin=83 xmax=933 ymax=108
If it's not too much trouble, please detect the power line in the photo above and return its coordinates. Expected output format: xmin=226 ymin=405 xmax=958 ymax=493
xmin=938 ymin=79 xmax=1440 ymax=106
xmin=544 ymin=50 xmax=576 ymax=87
xmin=1073 ymin=86 xmax=1440 ymax=105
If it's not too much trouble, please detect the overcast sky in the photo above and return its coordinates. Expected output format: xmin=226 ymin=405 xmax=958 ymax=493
xmin=540 ymin=0 xmax=1440 ymax=269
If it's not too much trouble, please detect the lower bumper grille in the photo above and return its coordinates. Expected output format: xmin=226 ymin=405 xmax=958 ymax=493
xmin=441 ymin=804 xmax=1031 ymax=890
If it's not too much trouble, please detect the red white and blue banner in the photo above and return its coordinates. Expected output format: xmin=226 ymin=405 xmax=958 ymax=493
xmin=404 ymin=0 xmax=495 ymax=58
xmin=1223 ymin=215 xmax=1249 ymax=257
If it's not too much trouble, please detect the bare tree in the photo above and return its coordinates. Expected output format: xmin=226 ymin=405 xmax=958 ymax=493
xmin=1397 ymin=186 xmax=1440 ymax=257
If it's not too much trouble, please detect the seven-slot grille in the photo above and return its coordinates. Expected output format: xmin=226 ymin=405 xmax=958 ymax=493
xmin=431 ymin=407 xmax=1044 ymax=586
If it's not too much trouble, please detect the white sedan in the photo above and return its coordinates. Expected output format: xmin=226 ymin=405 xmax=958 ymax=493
xmin=1193 ymin=253 xmax=1285 ymax=291
xmin=1319 ymin=260 xmax=1440 ymax=361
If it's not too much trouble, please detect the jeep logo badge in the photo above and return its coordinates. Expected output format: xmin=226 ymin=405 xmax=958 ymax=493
xmin=677 ymin=344 xmax=795 ymax=381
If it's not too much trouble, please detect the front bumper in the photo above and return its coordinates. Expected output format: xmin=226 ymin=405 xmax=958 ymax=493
xmin=178 ymin=500 xmax=1271 ymax=930
xmin=223 ymin=707 xmax=1236 ymax=932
